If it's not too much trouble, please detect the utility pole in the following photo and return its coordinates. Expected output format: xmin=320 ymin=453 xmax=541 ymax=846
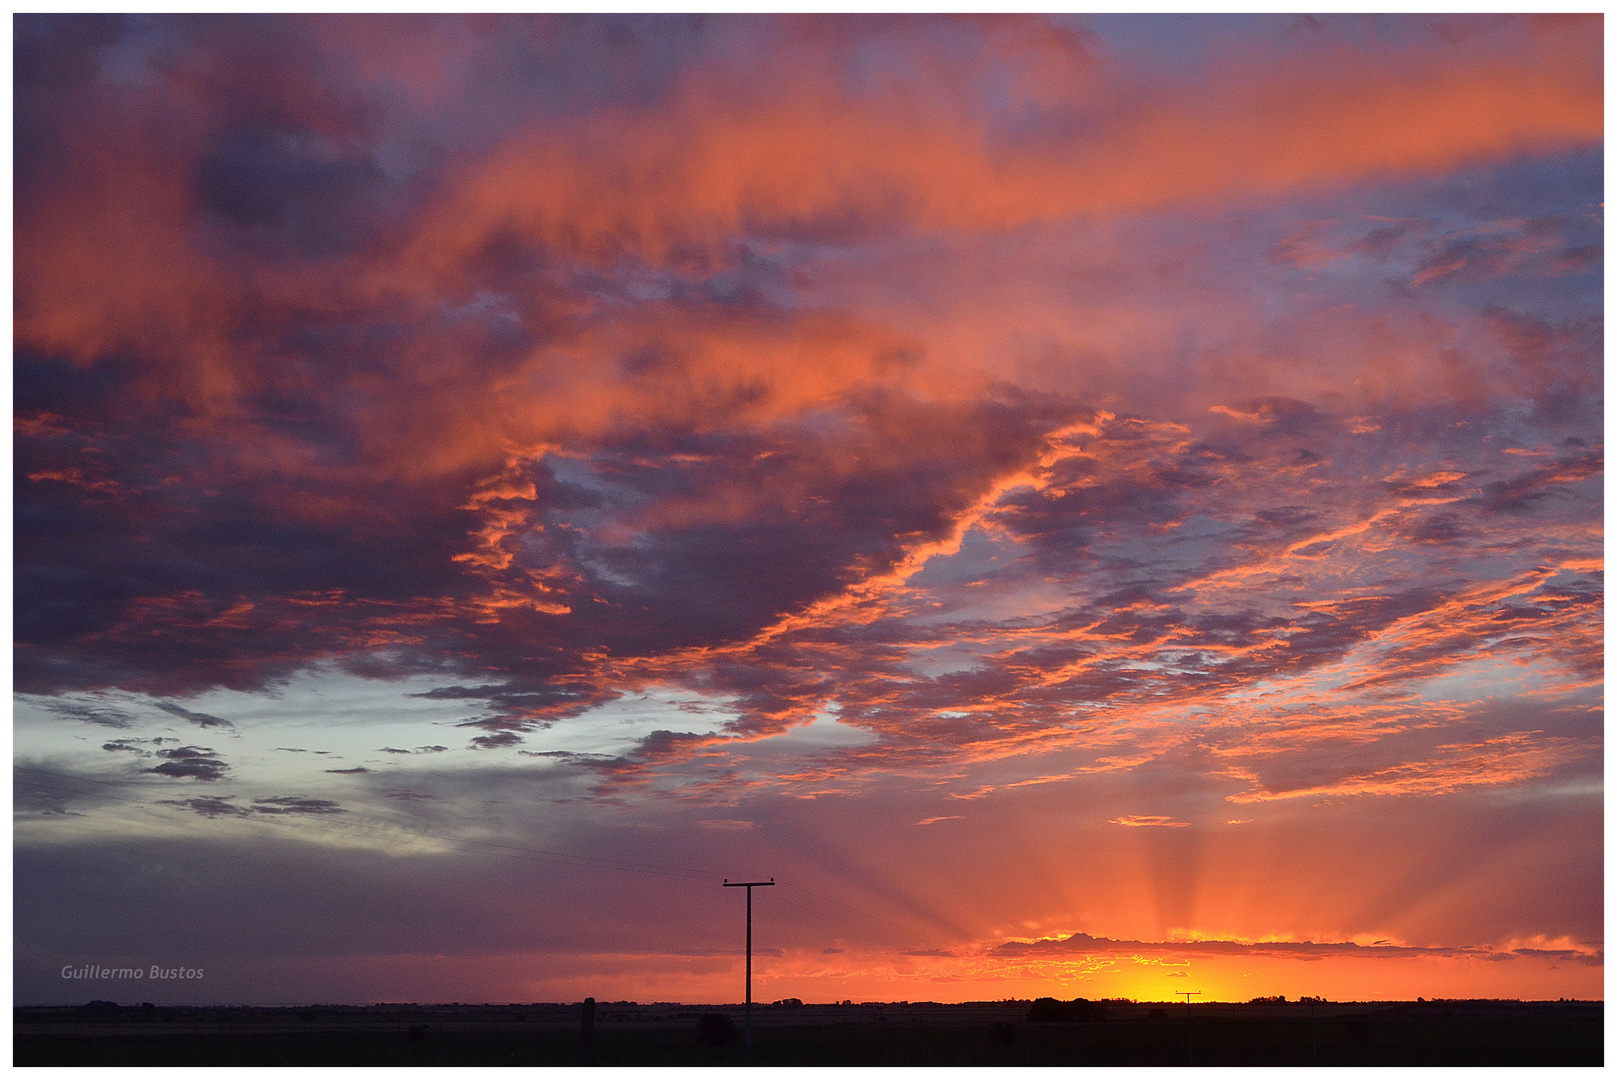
xmin=723 ymin=877 xmax=774 ymax=1063
xmin=1176 ymin=990 xmax=1201 ymax=1066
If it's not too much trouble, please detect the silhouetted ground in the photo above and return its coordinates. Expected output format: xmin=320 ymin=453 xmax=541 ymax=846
xmin=14 ymin=999 xmax=1601 ymax=1066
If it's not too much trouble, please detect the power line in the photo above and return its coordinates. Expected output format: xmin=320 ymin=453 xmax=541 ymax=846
xmin=788 ymin=880 xmax=902 ymax=936
xmin=768 ymin=885 xmax=903 ymax=943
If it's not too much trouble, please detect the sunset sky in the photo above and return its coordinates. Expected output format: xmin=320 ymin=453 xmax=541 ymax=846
xmin=13 ymin=14 xmax=1603 ymax=1005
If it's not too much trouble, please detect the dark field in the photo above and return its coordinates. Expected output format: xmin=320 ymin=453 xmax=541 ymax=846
xmin=15 ymin=999 xmax=1601 ymax=1067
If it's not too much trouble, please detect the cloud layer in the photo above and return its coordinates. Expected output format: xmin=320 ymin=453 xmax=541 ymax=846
xmin=14 ymin=14 xmax=1602 ymax=1005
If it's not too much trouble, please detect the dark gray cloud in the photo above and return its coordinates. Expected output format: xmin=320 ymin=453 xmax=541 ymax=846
xmin=159 ymin=795 xmax=253 ymax=819
xmin=43 ymin=701 xmax=138 ymax=729
xmin=146 ymin=746 xmax=230 ymax=782
xmin=101 ymin=739 xmax=152 ymax=755
xmin=160 ymin=794 xmax=347 ymax=818
xmin=251 ymin=795 xmax=346 ymax=815
xmin=470 ymin=731 xmax=525 ymax=750
xmin=154 ymin=701 xmax=235 ymax=728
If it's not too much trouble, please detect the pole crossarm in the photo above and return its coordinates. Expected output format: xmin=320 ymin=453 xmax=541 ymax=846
xmin=722 ymin=880 xmax=775 ymax=887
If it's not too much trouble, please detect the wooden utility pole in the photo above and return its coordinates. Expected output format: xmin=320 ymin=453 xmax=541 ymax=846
xmin=1176 ymin=990 xmax=1202 ymax=1065
xmin=723 ymin=877 xmax=774 ymax=1062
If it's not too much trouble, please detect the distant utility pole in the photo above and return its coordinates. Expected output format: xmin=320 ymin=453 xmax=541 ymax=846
xmin=1176 ymin=990 xmax=1202 ymax=1066
xmin=723 ymin=877 xmax=774 ymax=1063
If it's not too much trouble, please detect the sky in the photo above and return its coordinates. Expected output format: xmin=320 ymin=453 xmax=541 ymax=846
xmin=12 ymin=13 xmax=1604 ymax=1006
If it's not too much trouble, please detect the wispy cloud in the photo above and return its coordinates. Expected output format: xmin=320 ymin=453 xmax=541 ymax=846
xmin=995 ymin=931 xmax=1603 ymax=966
xmin=1108 ymin=815 xmax=1189 ymax=828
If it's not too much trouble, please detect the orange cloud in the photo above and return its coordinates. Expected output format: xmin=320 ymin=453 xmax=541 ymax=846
xmin=1109 ymin=815 xmax=1190 ymax=828
xmin=1227 ymin=732 xmax=1586 ymax=804
xmin=406 ymin=20 xmax=1599 ymax=270
xmin=15 ymin=17 xmax=1601 ymax=484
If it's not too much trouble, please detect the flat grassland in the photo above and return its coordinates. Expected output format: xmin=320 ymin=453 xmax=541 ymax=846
xmin=14 ymin=999 xmax=1601 ymax=1067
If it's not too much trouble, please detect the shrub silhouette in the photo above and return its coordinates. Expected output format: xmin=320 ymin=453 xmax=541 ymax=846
xmin=1027 ymin=997 xmax=1106 ymax=1022
xmin=696 ymin=1013 xmax=737 ymax=1046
